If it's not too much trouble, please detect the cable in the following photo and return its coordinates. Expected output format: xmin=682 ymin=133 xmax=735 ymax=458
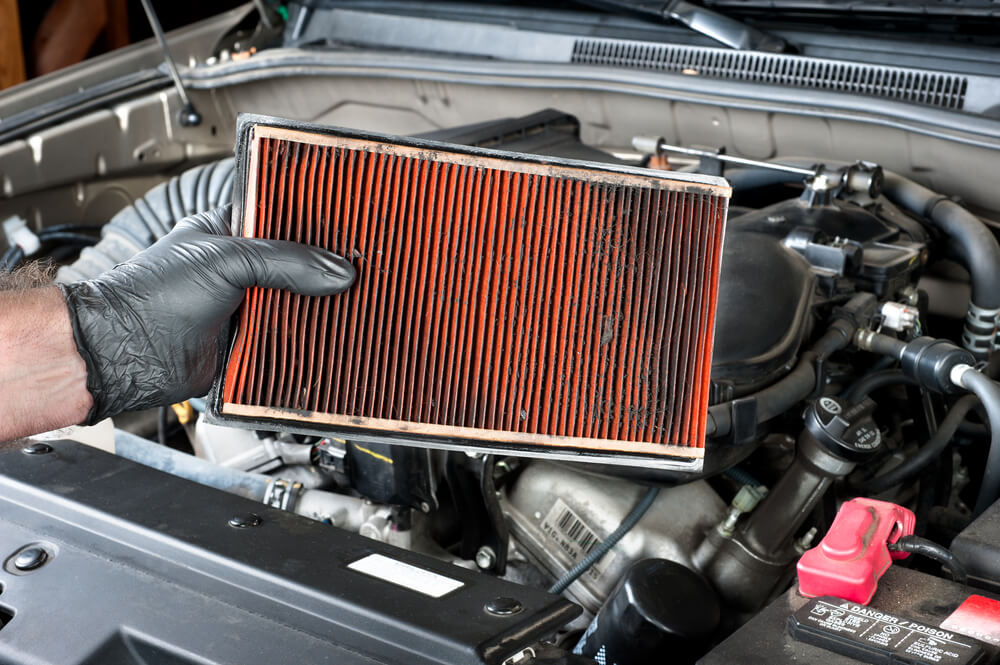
xmin=1 ymin=245 xmax=23 ymax=273
xmin=888 ymin=535 xmax=967 ymax=585
xmin=857 ymin=395 xmax=979 ymax=494
xmin=2 ymin=228 xmax=99 ymax=273
xmin=157 ymin=406 xmax=170 ymax=447
xmin=137 ymin=0 xmax=201 ymax=126
xmin=548 ymin=487 xmax=660 ymax=594
xmin=843 ymin=369 xmax=919 ymax=402
xmin=40 ymin=224 xmax=101 ymax=235
xmin=36 ymin=231 xmax=99 ymax=246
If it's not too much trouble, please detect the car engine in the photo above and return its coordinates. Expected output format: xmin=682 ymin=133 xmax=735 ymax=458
xmin=3 ymin=2 xmax=1000 ymax=664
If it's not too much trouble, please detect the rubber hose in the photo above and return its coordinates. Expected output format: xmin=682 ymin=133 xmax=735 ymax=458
xmin=723 ymin=466 xmax=762 ymax=488
xmin=955 ymin=369 xmax=1000 ymax=516
xmin=708 ymin=320 xmax=855 ymax=437
xmin=724 ymin=164 xmax=1000 ymax=354
xmin=882 ymin=172 xmax=1000 ymax=356
xmin=115 ymin=429 xmax=269 ymax=500
xmin=548 ymin=487 xmax=660 ymax=594
xmin=843 ymin=369 xmax=919 ymax=403
xmin=114 ymin=430 xmax=371 ymax=529
xmin=857 ymin=394 xmax=978 ymax=494
xmin=56 ymin=158 xmax=235 ymax=283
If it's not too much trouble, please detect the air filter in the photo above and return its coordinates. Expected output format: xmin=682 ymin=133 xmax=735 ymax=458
xmin=209 ymin=115 xmax=730 ymax=470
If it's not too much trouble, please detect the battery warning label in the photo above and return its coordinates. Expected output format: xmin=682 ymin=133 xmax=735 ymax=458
xmin=789 ymin=598 xmax=986 ymax=665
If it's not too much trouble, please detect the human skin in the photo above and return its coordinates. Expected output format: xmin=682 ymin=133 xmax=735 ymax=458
xmin=0 ymin=286 xmax=92 ymax=441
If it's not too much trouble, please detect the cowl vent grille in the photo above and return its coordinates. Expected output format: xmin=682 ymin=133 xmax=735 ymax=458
xmin=571 ymin=39 xmax=968 ymax=111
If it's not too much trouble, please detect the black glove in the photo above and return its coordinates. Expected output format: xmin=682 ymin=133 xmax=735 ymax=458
xmin=60 ymin=204 xmax=355 ymax=424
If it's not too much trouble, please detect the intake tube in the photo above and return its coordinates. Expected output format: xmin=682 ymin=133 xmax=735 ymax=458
xmin=56 ymin=158 xmax=235 ymax=283
xmin=881 ymin=173 xmax=1000 ymax=358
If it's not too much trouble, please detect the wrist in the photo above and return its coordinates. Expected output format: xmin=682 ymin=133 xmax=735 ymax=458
xmin=0 ymin=286 xmax=93 ymax=440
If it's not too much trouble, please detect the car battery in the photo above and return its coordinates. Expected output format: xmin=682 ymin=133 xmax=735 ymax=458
xmin=699 ymin=565 xmax=1000 ymax=665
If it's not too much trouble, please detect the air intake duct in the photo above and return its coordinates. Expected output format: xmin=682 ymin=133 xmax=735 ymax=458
xmin=209 ymin=114 xmax=730 ymax=471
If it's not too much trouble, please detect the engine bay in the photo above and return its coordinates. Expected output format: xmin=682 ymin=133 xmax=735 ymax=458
xmin=3 ymin=2 xmax=1000 ymax=664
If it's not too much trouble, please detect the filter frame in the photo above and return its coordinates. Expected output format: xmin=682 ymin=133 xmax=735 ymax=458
xmin=207 ymin=113 xmax=730 ymax=471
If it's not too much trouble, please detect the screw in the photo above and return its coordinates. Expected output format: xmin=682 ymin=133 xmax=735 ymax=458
xmin=420 ymin=501 xmax=431 ymax=513
xmin=475 ymin=546 xmax=497 ymax=570
xmin=485 ymin=596 xmax=523 ymax=616
xmin=228 ymin=513 xmax=262 ymax=529
xmin=22 ymin=443 xmax=53 ymax=455
xmin=795 ymin=526 xmax=819 ymax=554
xmin=13 ymin=546 xmax=48 ymax=571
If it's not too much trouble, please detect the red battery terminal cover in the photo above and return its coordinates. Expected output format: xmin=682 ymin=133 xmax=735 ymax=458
xmin=797 ymin=498 xmax=916 ymax=604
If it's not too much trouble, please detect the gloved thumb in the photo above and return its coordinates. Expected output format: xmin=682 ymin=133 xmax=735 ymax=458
xmin=232 ymin=236 xmax=356 ymax=296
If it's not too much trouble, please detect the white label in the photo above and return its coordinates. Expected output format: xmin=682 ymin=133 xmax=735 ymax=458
xmin=347 ymin=553 xmax=464 ymax=598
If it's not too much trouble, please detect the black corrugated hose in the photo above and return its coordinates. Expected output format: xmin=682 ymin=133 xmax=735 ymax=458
xmin=56 ymin=158 xmax=235 ymax=283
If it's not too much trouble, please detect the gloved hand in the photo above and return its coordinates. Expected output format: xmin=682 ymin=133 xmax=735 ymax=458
xmin=60 ymin=204 xmax=355 ymax=424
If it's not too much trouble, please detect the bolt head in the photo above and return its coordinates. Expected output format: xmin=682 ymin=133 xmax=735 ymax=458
xmin=228 ymin=513 xmax=262 ymax=529
xmin=22 ymin=442 xmax=53 ymax=455
xmin=485 ymin=596 xmax=523 ymax=616
xmin=475 ymin=546 xmax=497 ymax=570
xmin=177 ymin=104 xmax=202 ymax=127
xmin=13 ymin=547 xmax=48 ymax=571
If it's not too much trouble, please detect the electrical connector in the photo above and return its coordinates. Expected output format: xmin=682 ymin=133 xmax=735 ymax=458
xmin=718 ymin=483 xmax=768 ymax=536
xmin=2 ymin=216 xmax=40 ymax=256
xmin=880 ymin=301 xmax=919 ymax=333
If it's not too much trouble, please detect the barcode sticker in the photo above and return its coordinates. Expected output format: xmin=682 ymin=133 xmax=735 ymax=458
xmin=540 ymin=498 xmax=614 ymax=582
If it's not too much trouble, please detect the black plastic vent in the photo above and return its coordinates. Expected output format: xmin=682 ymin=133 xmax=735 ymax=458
xmin=571 ymin=39 xmax=968 ymax=111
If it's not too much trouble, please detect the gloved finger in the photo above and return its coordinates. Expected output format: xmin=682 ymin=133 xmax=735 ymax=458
xmin=174 ymin=205 xmax=233 ymax=236
xmin=231 ymin=236 xmax=356 ymax=296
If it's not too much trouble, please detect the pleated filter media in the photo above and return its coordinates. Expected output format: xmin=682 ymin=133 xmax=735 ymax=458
xmin=211 ymin=115 xmax=730 ymax=469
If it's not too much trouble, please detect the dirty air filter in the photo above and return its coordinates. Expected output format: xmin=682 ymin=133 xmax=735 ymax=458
xmin=210 ymin=114 xmax=730 ymax=470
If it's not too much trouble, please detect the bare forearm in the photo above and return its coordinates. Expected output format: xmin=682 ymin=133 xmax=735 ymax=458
xmin=0 ymin=287 xmax=92 ymax=441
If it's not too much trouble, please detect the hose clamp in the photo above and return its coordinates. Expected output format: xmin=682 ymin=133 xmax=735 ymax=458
xmin=950 ymin=363 xmax=975 ymax=389
xmin=963 ymin=305 xmax=999 ymax=357
xmin=970 ymin=304 xmax=1000 ymax=352
xmin=962 ymin=330 xmax=993 ymax=357
xmin=263 ymin=478 xmax=304 ymax=512
xmin=967 ymin=302 xmax=1000 ymax=324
